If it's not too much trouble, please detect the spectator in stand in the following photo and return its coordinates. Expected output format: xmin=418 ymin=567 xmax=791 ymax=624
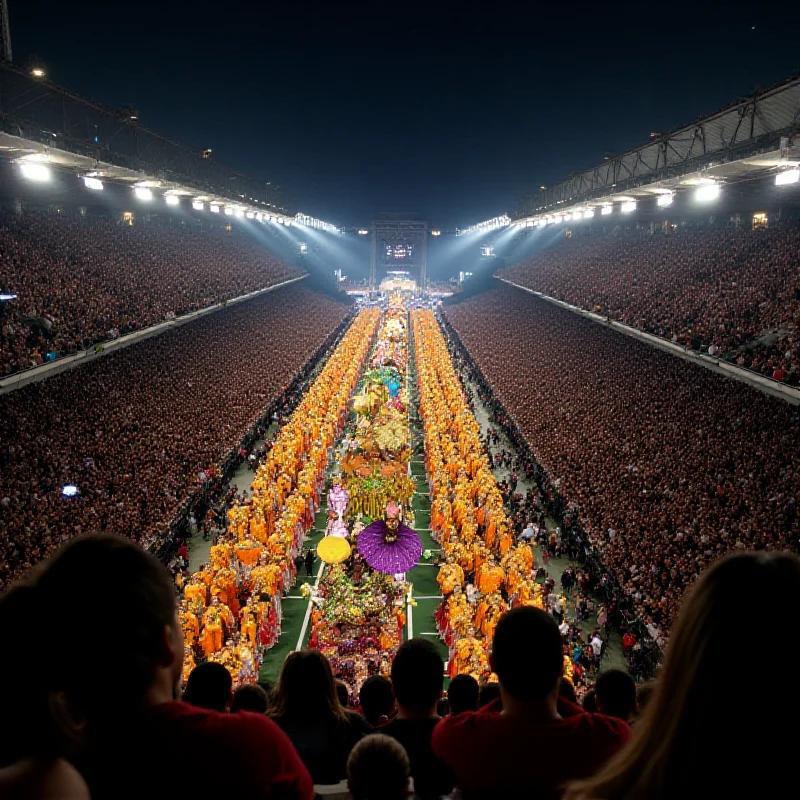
xmin=566 ymin=552 xmax=800 ymax=800
xmin=446 ymin=286 xmax=800 ymax=633
xmin=270 ymin=650 xmax=369 ymax=785
xmin=0 ymin=534 xmax=313 ymax=799
xmin=358 ymin=675 xmax=395 ymax=728
xmin=446 ymin=674 xmax=480 ymax=715
xmin=0 ymin=210 xmax=302 ymax=375
xmin=432 ymin=607 xmax=630 ymax=799
xmin=478 ymin=682 xmax=501 ymax=710
xmin=383 ymin=638 xmax=455 ymax=799
xmin=346 ymin=734 xmax=411 ymax=800
xmin=0 ymin=283 xmax=348 ymax=593
xmin=230 ymin=683 xmax=270 ymax=714
xmin=183 ymin=662 xmax=233 ymax=712
xmin=593 ymin=670 xmax=637 ymax=723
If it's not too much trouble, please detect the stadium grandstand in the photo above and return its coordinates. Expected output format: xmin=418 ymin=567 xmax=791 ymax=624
xmin=2 ymin=5 xmax=800 ymax=795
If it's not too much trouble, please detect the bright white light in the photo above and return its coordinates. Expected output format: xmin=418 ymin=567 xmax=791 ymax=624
xmin=82 ymin=176 xmax=103 ymax=191
xmin=192 ymin=200 xmax=204 ymax=211
xmin=164 ymin=194 xmax=180 ymax=206
xmin=553 ymin=215 xmax=563 ymax=223
xmin=358 ymin=229 xmax=369 ymax=235
xmin=621 ymin=201 xmax=637 ymax=214
xmin=775 ymin=169 xmax=800 ymax=186
xmin=20 ymin=162 xmax=51 ymax=182
xmin=601 ymin=205 xmax=613 ymax=216
xmin=256 ymin=213 xmax=263 ymax=221
xmin=431 ymin=230 xmax=441 ymax=236
xmin=224 ymin=207 xmax=234 ymax=216
xmin=657 ymin=193 xmax=674 ymax=207
xmin=583 ymin=209 xmax=595 ymax=219
xmin=134 ymin=187 xmax=153 ymax=201
xmin=0 ymin=293 xmax=18 ymax=301
xmin=299 ymin=243 xmax=308 ymax=253
xmin=210 ymin=204 xmax=220 ymax=213
xmin=61 ymin=485 xmax=79 ymax=498
xmin=246 ymin=212 xmax=255 ymax=219
xmin=563 ymin=213 xmax=572 ymax=221
xmin=31 ymin=68 xmax=45 ymax=78
xmin=694 ymin=184 xmax=720 ymax=203
xmin=283 ymin=218 xmax=291 ymax=226
xmin=235 ymin=210 xmax=245 ymax=218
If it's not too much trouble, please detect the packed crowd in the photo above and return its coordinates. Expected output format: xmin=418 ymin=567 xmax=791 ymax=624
xmin=502 ymin=225 xmax=800 ymax=378
xmin=0 ymin=284 xmax=349 ymax=593
xmin=0 ymin=210 xmax=301 ymax=375
xmin=444 ymin=285 xmax=800 ymax=635
xmin=3 ymin=533 xmax=795 ymax=799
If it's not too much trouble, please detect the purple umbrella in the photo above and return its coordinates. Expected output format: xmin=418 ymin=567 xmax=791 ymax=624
xmin=357 ymin=520 xmax=422 ymax=574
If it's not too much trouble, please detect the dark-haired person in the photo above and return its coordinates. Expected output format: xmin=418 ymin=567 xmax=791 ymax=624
xmin=566 ymin=552 xmax=800 ymax=800
xmin=183 ymin=661 xmax=233 ymax=711
xmin=478 ymin=682 xmax=501 ymax=710
xmin=0 ymin=534 xmax=313 ymax=800
xmin=359 ymin=674 xmax=395 ymax=728
xmin=270 ymin=650 xmax=369 ymax=785
xmin=347 ymin=734 xmax=411 ymax=800
xmin=382 ymin=638 xmax=455 ymax=799
xmin=447 ymin=673 xmax=479 ymax=715
xmin=432 ymin=607 xmax=630 ymax=799
xmin=594 ymin=669 xmax=636 ymax=723
xmin=230 ymin=683 xmax=270 ymax=714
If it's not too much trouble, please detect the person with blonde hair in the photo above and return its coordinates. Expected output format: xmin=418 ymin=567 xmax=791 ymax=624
xmin=566 ymin=551 xmax=800 ymax=800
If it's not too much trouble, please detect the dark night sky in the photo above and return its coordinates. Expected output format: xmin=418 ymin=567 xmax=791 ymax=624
xmin=8 ymin=2 xmax=800 ymax=228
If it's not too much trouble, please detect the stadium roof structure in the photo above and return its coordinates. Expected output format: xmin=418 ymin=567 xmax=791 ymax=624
xmin=0 ymin=62 xmax=301 ymax=223
xmin=515 ymin=75 xmax=800 ymax=225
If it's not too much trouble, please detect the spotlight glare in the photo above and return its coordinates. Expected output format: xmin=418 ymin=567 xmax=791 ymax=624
xmin=164 ymin=194 xmax=180 ymax=206
xmin=431 ymin=229 xmax=441 ymax=236
xmin=621 ymin=201 xmax=637 ymax=214
xmin=775 ymin=169 xmax=800 ymax=186
xmin=358 ymin=229 xmax=369 ymax=235
xmin=694 ymin=184 xmax=720 ymax=203
xmin=224 ymin=207 xmax=234 ymax=216
xmin=134 ymin=187 xmax=153 ymax=201
xmin=256 ymin=213 xmax=263 ymax=221
xmin=583 ymin=209 xmax=595 ymax=219
xmin=246 ymin=212 xmax=255 ymax=219
xmin=601 ymin=205 xmax=613 ymax=216
xmin=235 ymin=210 xmax=244 ymax=218
xmin=210 ymin=204 xmax=220 ymax=213
xmin=82 ymin=176 xmax=104 ymax=191
xmin=192 ymin=200 xmax=204 ymax=210
xmin=553 ymin=214 xmax=563 ymax=223
xmin=20 ymin=162 xmax=51 ymax=182
xmin=61 ymin=484 xmax=79 ymax=497
xmin=657 ymin=193 xmax=674 ymax=207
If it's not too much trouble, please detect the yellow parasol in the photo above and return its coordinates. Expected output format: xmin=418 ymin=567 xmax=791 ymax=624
xmin=317 ymin=536 xmax=352 ymax=564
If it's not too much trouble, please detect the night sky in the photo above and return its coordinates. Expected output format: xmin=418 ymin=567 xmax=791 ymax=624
xmin=8 ymin=2 xmax=799 ymax=228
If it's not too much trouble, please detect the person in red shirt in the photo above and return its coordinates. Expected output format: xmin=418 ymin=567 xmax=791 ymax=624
xmin=5 ymin=534 xmax=313 ymax=800
xmin=432 ymin=606 xmax=630 ymax=799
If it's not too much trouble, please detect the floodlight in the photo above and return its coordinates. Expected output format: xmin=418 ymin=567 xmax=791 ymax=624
xmin=583 ymin=209 xmax=595 ymax=219
xmin=431 ymin=229 xmax=441 ymax=236
xmin=563 ymin=213 xmax=572 ymax=221
xmin=235 ymin=210 xmax=244 ymax=218
xmin=134 ymin=187 xmax=153 ymax=201
xmin=621 ymin=201 xmax=637 ymax=213
xmin=210 ymin=204 xmax=220 ymax=213
xmin=775 ymin=169 xmax=800 ymax=186
xmin=657 ymin=193 xmax=674 ymax=207
xmin=358 ymin=229 xmax=369 ymax=235
xmin=192 ymin=200 xmax=204 ymax=210
xmin=283 ymin=218 xmax=291 ymax=226
xmin=165 ymin=194 xmax=180 ymax=206
xmin=601 ymin=205 xmax=613 ymax=216
xmin=553 ymin=215 xmax=563 ymax=223
xmin=20 ymin=162 xmax=51 ymax=182
xmin=82 ymin=176 xmax=104 ymax=191
xmin=694 ymin=184 xmax=720 ymax=202
xmin=256 ymin=213 xmax=263 ymax=221
xmin=246 ymin=212 xmax=255 ymax=219
xmin=299 ymin=243 xmax=308 ymax=253
xmin=61 ymin=484 xmax=79 ymax=497
xmin=224 ymin=207 xmax=234 ymax=216
xmin=0 ymin=293 xmax=18 ymax=301
xmin=31 ymin=68 xmax=45 ymax=78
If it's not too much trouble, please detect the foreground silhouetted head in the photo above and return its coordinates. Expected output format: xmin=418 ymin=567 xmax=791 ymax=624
xmin=447 ymin=674 xmax=479 ymax=715
xmin=391 ymin=638 xmax=444 ymax=714
xmin=347 ymin=734 xmax=411 ymax=800
xmin=183 ymin=662 xmax=233 ymax=712
xmin=271 ymin=649 xmax=345 ymax=721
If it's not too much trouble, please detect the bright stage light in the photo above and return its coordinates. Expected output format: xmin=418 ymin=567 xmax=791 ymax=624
xmin=61 ymin=484 xmax=79 ymax=498
xmin=224 ymin=207 xmax=234 ymax=216
xmin=583 ymin=209 xmax=595 ymax=219
xmin=246 ymin=212 xmax=255 ymax=219
xmin=256 ymin=213 xmax=263 ymax=221
xmin=20 ymin=162 xmax=51 ymax=182
xmin=776 ymin=169 xmax=800 ymax=186
xmin=235 ymin=210 xmax=244 ymax=218
xmin=694 ymin=184 xmax=720 ymax=202
xmin=431 ymin=229 xmax=441 ymax=236
xmin=192 ymin=200 xmax=204 ymax=210
xmin=563 ymin=213 xmax=572 ymax=221
xmin=657 ymin=193 xmax=674 ymax=207
xmin=31 ymin=68 xmax=45 ymax=78
xmin=134 ymin=187 xmax=153 ymax=201
xmin=601 ymin=205 xmax=613 ymax=216
xmin=82 ymin=176 xmax=103 ymax=191
xmin=210 ymin=204 xmax=220 ymax=213
xmin=621 ymin=201 xmax=637 ymax=214
xmin=164 ymin=194 xmax=180 ymax=206
xmin=358 ymin=229 xmax=369 ymax=235
xmin=553 ymin=215 xmax=563 ymax=223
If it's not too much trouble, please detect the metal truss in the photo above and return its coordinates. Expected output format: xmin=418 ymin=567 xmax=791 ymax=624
xmin=0 ymin=62 xmax=291 ymax=212
xmin=369 ymin=219 xmax=428 ymax=294
xmin=519 ymin=76 xmax=800 ymax=216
